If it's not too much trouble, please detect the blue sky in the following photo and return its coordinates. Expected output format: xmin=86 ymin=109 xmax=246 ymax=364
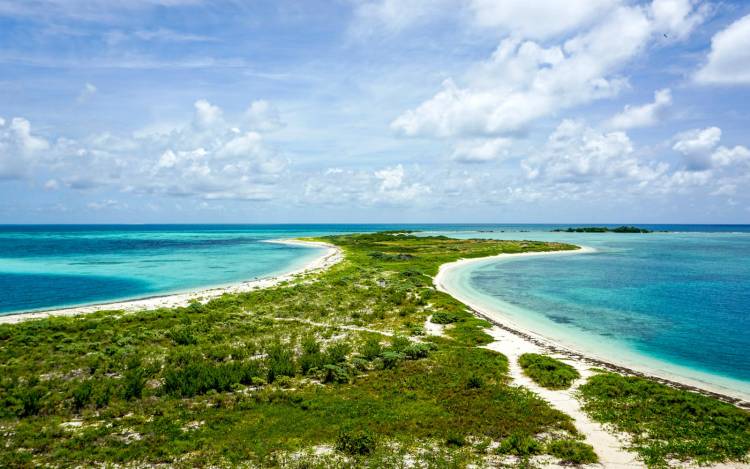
xmin=1 ymin=0 xmax=749 ymax=223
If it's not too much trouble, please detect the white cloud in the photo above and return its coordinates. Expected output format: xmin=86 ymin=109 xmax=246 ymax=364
xmin=5 ymin=99 xmax=287 ymax=201
xmin=451 ymin=138 xmax=511 ymax=163
xmin=0 ymin=117 xmax=49 ymax=180
xmin=649 ymin=0 xmax=709 ymax=40
xmin=673 ymin=127 xmax=750 ymax=170
xmin=392 ymin=5 xmax=656 ymax=138
xmin=695 ymin=14 xmax=750 ymax=85
xmin=467 ymin=0 xmax=616 ymax=40
xmin=391 ymin=1 xmax=706 ymax=139
xmin=193 ymin=99 xmax=223 ymax=128
xmin=305 ymin=164 xmax=431 ymax=206
xmin=245 ymin=100 xmax=284 ymax=132
xmin=607 ymin=88 xmax=672 ymax=129
xmin=522 ymin=119 xmax=667 ymax=184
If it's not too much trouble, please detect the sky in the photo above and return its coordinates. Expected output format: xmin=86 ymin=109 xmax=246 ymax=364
xmin=1 ymin=0 xmax=750 ymax=224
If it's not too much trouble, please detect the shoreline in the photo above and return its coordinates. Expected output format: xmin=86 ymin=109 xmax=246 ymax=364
xmin=0 ymin=239 xmax=342 ymax=325
xmin=434 ymin=246 xmax=750 ymax=409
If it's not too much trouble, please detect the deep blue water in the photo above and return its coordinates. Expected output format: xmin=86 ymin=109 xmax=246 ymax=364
xmin=1 ymin=224 xmax=749 ymax=394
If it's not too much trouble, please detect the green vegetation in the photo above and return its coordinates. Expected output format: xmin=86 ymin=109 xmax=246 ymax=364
xmin=579 ymin=372 xmax=750 ymax=467
xmin=518 ymin=353 xmax=581 ymax=390
xmin=552 ymin=225 xmax=652 ymax=233
xmin=546 ymin=439 xmax=599 ymax=465
xmin=0 ymin=233 xmax=585 ymax=467
xmin=0 ymin=232 xmax=745 ymax=467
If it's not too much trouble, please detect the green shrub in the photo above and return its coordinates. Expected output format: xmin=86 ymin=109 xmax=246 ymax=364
xmin=19 ymin=386 xmax=45 ymax=417
xmin=431 ymin=311 xmax=460 ymax=324
xmin=72 ymin=381 xmax=93 ymax=411
xmin=467 ymin=374 xmax=483 ymax=389
xmin=380 ymin=351 xmax=404 ymax=369
xmin=402 ymin=342 xmax=436 ymax=360
xmin=579 ymin=372 xmax=750 ymax=466
xmin=445 ymin=433 xmax=466 ymax=447
xmin=335 ymin=429 xmax=377 ymax=455
xmin=518 ymin=353 xmax=580 ymax=389
xmin=266 ymin=342 xmax=296 ymax=383
xmin=92 ymin=380 xmax=113 ymax=408
xmin=122 ymin=367 xmax=147 ymax=400
xmin=546 ymin=439 xmax=598 ymax=465
xmin=321 ymin=364 xmax=350 ymax=384
xmin=497 ymin=433 xmax=542 ymax=456
xmin=359 ymin=337 xmax=382 ymax=361
xmin=163 ymin=360 xmax=262 ymax=397
xmin=324 ymin=342 xmax=350 ymax=365
xmin=167 ymin=326 xmax=198 ymax=346
xmin=389 ymin=335 xmax=411 ymax=353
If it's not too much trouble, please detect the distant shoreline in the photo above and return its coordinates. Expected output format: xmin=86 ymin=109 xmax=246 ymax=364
xmin=434 ymin=247 xmax=750 ymax=408
xmin=0 ymin=239 xmax=342 ymax=325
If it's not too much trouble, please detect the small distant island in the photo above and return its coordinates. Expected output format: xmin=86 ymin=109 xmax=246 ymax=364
xmin=552 ymin=226 xmax=652 ymax=233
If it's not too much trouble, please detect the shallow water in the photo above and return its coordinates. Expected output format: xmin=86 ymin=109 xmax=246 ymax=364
xmin=432 ymin=227 xmax=750 ymax=397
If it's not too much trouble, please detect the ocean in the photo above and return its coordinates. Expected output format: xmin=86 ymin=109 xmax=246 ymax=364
xmin=1 ymin=223 xmax=748 ymax=397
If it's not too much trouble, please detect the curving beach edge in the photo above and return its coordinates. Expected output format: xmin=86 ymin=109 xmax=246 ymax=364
xmin=434 ymin=246 xmax=750 ymax=408
xmin=0 ymin=239 xmax=343 ymax=326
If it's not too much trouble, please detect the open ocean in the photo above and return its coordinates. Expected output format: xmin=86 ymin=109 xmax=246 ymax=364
xmin=1 ymin=224 xmax=748 ymax=396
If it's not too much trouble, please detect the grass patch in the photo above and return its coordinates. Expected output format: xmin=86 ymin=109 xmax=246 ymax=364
xmin=579 ymin=372 xmax=750 ymax=467
xmin=518 ymin=353 xmax=580 ymax=390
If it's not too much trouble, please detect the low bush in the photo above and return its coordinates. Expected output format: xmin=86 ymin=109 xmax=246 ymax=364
xmin=72 ymin=381 xmax=93 ymax=411
xmin=579 ymin=372 xmax=750 ymax=466
xmin=497 ymin=433 xmax=542 ymax=456
xmin=359 ymin=338 xmax=382 ymax=361
xmin=546 ymin=439 xmax=598 ymax=465
xmin=167 ymin=326 xmax=198 ymax=346
xmin=122 ymin=367 xmax=147 ymax=400
xmin=336 ymin=429 xmax=378 ymax=455
xmin=324 ymin=342 xmax=350 ymax=365
xmin=518 ymin=353 xmax=580 ymax=390
xmin=266 ymin=341 xmax=296 ymax=383
xmin=431 ymin=311 xmax=461 ymax=324
xmin=163 ymin=360 xmax=262 ymax=397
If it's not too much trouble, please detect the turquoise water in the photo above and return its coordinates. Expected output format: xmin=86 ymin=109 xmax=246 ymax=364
xmin=431 ymin=228 xmax=750 ymax=398
xmin=1 ymin=224 xmax=749 ymax=397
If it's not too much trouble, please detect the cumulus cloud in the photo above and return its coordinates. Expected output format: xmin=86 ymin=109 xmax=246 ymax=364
xmin=391 ymin=1 xmax=705 ymax=139
xmin=451 ymin=138 xmax=511 ymax=163
xmin=2 ymin=99 xmax=287 ymax=201
xmin=695 ymin=14 xmax=750 ymax=85
xmin=607 ymin=88 xmax=672 ymax=129
xmin=0 ymin=117 xmax=49 ymax=180
xmin=673 ymin=127 xmax=750 ymax=170
xmin=522 ymin=119 xmax=667 ymax=184
xmin=305 ymin=164 xmax=430 ymax=206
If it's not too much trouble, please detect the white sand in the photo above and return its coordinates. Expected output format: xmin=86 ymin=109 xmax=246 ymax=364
xmin=434 ymin=247 xmax=750 ymax=468
xmin=0 ymin=239 xmax=342 ymax=325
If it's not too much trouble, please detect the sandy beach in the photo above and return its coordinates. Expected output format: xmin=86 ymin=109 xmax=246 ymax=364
xmin=434 ymin=247 xmax=750 ymax=408
xmin=0 ymin=239 xmax=342 ymax=325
